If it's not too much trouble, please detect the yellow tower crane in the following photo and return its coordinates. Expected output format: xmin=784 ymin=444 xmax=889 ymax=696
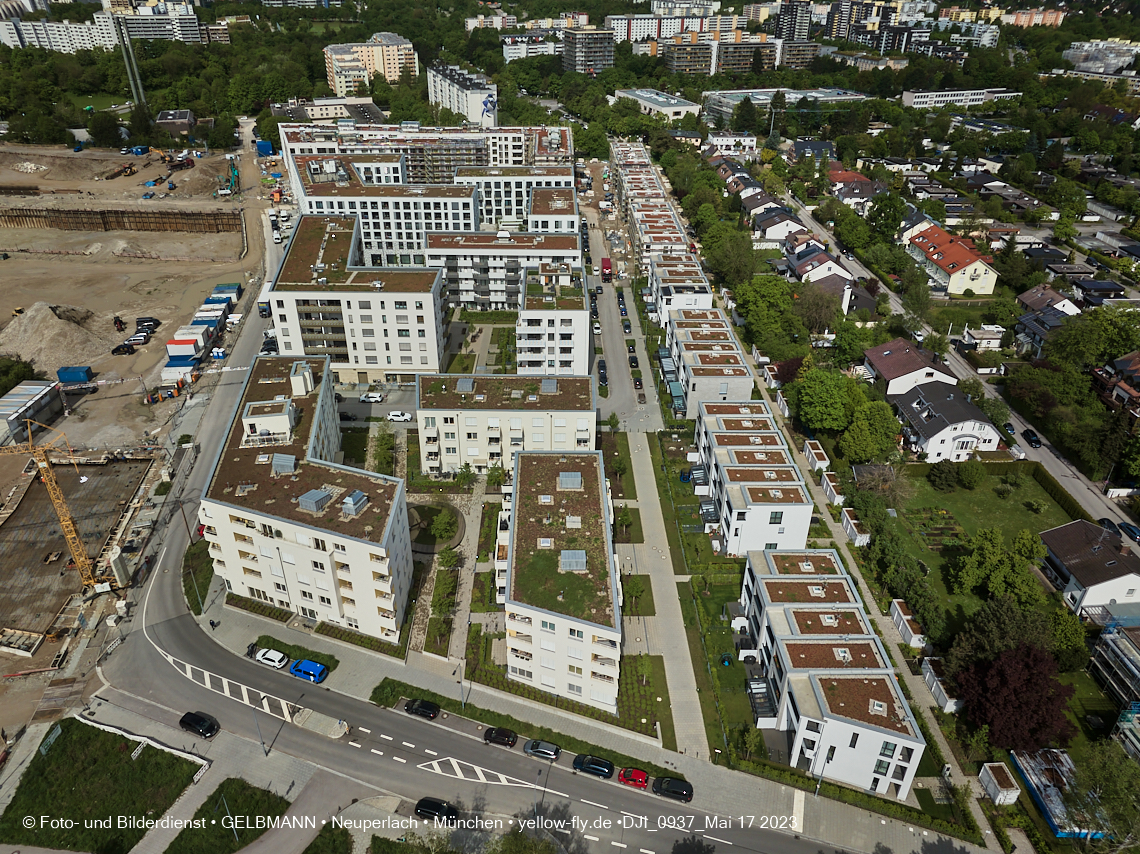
xmin=0 ymin=420 xmax=113 ymax=589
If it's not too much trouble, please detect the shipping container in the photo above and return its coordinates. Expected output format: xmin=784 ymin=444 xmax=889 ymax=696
xmin=174 ymin=325 xmax=210 ymax=345
xmin=57 ymin=366 xmax=93 ymax=383
xmin=213 ymin=282 xmax=243 ymax=298
xmin=166 ymin=340 xmax=201 ymax=358
xmin=256 ymin=140 xmax=274 ymax=157
xmin=204 ymin=294 xmax=234 ymax=306
xmin=190 ymin=318 xmax=219 ymax=329
xmin=131 ymin=145 xmax=149 ymax=156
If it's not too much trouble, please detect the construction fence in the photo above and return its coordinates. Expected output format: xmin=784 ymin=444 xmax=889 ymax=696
xmin=0 ymin=207 xmax=243 ymax=233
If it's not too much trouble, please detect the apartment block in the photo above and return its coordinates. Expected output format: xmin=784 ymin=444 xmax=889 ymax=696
xmin=666 ymin=310 xmax=754 ymax=417
xmin=324 ymin=33 xmax=419 ymax=96
xmin=427 ymin=64 xmax=498 ymax=128
xmin=425 ymin=232 xmax=582 ymax=311
xmin=648 ymin=254 xmax=713 ymax=323
xmin=1000 ymin=7 xmax=1064 ymax=27
xmin=906 ymin=224 xmax=997 ymax=296
xmin=504 ymin=451 xmax=621 ymax=712
xmin=610 ymin=142 xmax=689 ymax=274
xmin=199 ymin=357 xmax=413 ymax=643
xmin=0 ymin=8 xmax=201 ymax=53
xmin=452 ymin=166 xmax=575 ymax=228
xmin=731 ymin=549 xmax=926 ymax=799
xmin=701 ymin=87 xmax=867 ymax=124
xmin=901 ymin=88 xmax=1021 ymax=109
xmin=517 ymin=288 xmax=591 ymax=376
xmin=415 ymin=375 xmax=596 ymax=474
xmin=526 ymin=187 xmax=580 ymax=235
xmin=692 ymin=401 xmax=811 ymax=555
xmin=775 ymin=0 xmax=810 ymax=40
xmin=279 ymin=123 xmax=573 ymax=185
xmin=563 ymin=26 xmax=615 ymax=74
xmin=267 ymin=216 xmax=448 ymax=384
xmin=772 ymin=38 xmax=822 ymax=68
xmin=503 ymin=36 xmax=563 ymax=63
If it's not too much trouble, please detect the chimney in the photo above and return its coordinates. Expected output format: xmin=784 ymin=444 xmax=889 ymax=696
xmin=1122 ymin=541 xmax=1132 ymax=557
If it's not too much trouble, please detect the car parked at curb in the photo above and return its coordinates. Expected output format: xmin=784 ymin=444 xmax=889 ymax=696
xmin=179 ymin=711 xmax=220 ymax=738
xmin=618 ymin=768 xmax=649 ymax=788
xmin=360 ymin=392 xmax=385 ymax=404
xmin=405 ymin=699 xmax=440 ymax=719
xmin=415 ymin=797 xmax=459 ymax=823
xmin=483 ymin=727 xmax=518 ymax=748
xmin=386 ymin=411 xmax=413 ymax=422
xmin=1022 ymin=428 xmax=1042 ymax=449
xmin=289 ymin=659 xmax=328 ymax=683
xmin=1120 ymin=522 xmax=1140 ymax=545
xmin=1099 ymin=518 xmax=1122 ymax=537
xmin=255 ymin=648 xmax=289 ymax=669
xmin=572 ymin=754 xmax=614 ymax=779
xmin=652 ymin=777 xmax=693 ymax=802
xmin=523 ymin=739 xmax=561 ymax=761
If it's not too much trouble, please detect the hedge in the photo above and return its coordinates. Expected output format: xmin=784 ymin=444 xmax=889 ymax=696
xmin=901 ymin=460 xmax=1091 ymax=522
xmin=459 ymin=309 xmax=518 ymax=325
xmin=369 ymin=678 xmax=678 ymax=780
xmin=225 ymin=593 xmax=292 ymax=622
xmin=255 ymin=634 xmax=340 ymax=674
xmin=316 ymin=622 xmax=407 ymax=660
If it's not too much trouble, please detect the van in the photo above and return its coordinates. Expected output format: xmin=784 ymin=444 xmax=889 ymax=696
xmin=218 ymin=188 xmax=232 ymax=197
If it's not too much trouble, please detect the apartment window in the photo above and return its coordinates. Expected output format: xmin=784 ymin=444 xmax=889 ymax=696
xmin=541 ymin=620 xmax=555 ymax=632
xmin=301 ymin=590 xmax=314 ymax=600
xmin=769 ymin=512 xmax=783 ymax=525
xmin=874 ymin=760 xmax=890 ymax=776
xmin=880 ymin=741 xmax=897 ymax=758
xmin=892 ymin=765 xmax=907 ymax=781
xmin=568 ymin=683 xmax=583 ymax=695
xmin=275 ymin=582 xmax=287 ymax=592
xmin=568 ymin=665 xmax=582 ymax=676
xmin=312 ymin=560 xmax=325 ymax=571
xmin=806 ymin=721 xmax=821 ymax=733
xmin=899 ymin=747 xmax=914 ymax=763
xmin=765 ymin=542 xmax=778 ymax=550
xmin=850 ymin=733 xmax=859 ymax=748
xmin=319 ymin=596 xmax=332 ymax=606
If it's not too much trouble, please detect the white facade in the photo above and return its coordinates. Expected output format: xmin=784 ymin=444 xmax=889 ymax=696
xmin=905 ymin=414 xmax=1001 ymax=462
xmin=453 ymin=166 xmax=575 ymax=229
xmin=901 ymin=88 xmax=1021 ymax=109
xmin=980 ymin=763 xmax=1022 ymax=806
xmin=921 ymin=658 xmax=962 ymax=713
xmin=200 ymin=357 xmax=414 ymax=642
xmin=324 ymin=32 xmax=419 ymax=95
xmin=427 ymin=64 xmax=498 ymax=128
xmin=0 ymin=8 xmax=201 ymax=53
xmin=613 ymin=88 xmax=701 ymax=120
xmin=504 ymin=452 xmax=621 ymax=712
xmin=667 ymin=309 xmax=754 ymax=418
xmin=649 ymin=255 xmax=713 ymax=324
xmin=414 ymin=375 xmax=596 ymax=474
xmin=841 ymin=508 xmax=870 ymax=547
xmin=526 ymin=188 xmax=580 ymax=235
xmin=517 ymin=303 xmax=591 ymax=376
xmin=503 ymin=39 xmax=562 ymax=62
xmin=891 ymin=599 xmax=926 ymax=649
xmin=732 ymin=550 xmax=926 ymax=800
xmin=707 ymin=132 xmax=758 ymax=155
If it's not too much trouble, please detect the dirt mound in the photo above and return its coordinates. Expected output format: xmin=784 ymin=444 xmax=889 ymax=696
xmin=0 ymin=302 xmax=118 ymax=375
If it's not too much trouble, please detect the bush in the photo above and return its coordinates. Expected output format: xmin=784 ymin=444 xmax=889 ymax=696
xmin=255 ymin=634 xmax=340 ymax=673
xmin=928 ymin=460 xmax=958 ymax=492
xmin=957 ymin=458 xmax=985 ymax=490
xmin=225 ymin=593 xmax=292 ymax=622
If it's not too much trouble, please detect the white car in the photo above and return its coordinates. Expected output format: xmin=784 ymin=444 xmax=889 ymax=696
xmin=255 ymin=648 xmax=289 ymax=669
xmin=360 ymin=392 xmax=385 ymax=404
xmin=387 ymin=411 xmax=413 ymax=422
xmin=593 ymin=323 xmax=602 ymax=335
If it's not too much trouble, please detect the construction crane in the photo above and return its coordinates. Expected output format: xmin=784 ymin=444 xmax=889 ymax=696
xmin=0 ymin=420 xmax=110 ymax=589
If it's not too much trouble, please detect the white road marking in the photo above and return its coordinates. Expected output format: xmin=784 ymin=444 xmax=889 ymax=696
xmin=611 ymin=843 xmax=627 ymax=848
xmin=381 ymin=734 xmax=393 ymax=740
xmin=552 ymin=829 xmax=570 ymax=836
xmin=417 ymin=756 xmax=568 ymax=795
xmin=371 ymin=749 xmax=384 ymax=756
xmin=425 ymin=749 xmax=438 ymax=756
xmin=402 ymin=741 xmax=415 ymax=748
xmin=792 ymin=789 xmax=804 ymax=832
xmin=349 ymin=741 xmax=361 ymax=748
xmin=393 ymin=756 xmax=407 ymax=763
xmin=581 ymin=799 xmax=609 ymax=810
xmin=585 ymin=835 xmax=599 ymax=842
xmin=640 ymin=848 xmax=655 ymax=853
xmin=621 ymin=812 xmax=641 ymax=819
xmin=358 ymin=727 xmax=371 ymax=734
xmin=703 ymin=836 xmax=731 ymax=845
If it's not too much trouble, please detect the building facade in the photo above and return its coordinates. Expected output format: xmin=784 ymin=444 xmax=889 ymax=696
xmin=901 ymin=88 xmax=1021 ymax=109
xmin=323 ymin=33 xmax=419 ymax=96
xmin=427 ymin=64 xmax=498 ymax=128
xmin=563 ymin=26 xmax=615 ymax=74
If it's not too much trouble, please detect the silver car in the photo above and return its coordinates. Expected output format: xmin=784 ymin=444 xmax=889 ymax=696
xmin=523 ymin=739 xmax=562 ymax=761
xmin=255 ymin=648 xmax=289 ymax=669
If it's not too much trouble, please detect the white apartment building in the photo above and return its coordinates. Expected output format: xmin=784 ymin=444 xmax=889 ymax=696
xmin=268 ymin=216 xmax=449 ymax=384
xmin=518 ymin=289 xmax=590 ymax=376
xmin=452 ymin=166 xmax=575 ymax=229
xmin=693 ymin=402 xmax=812 ymax=555
xmin=503 ymin=38 xmax=562 ymax=63
xmin=425 ymin=232 xmax=582 ymax=311
xmin=610 ymin=142 xmax=690 ymax=274
xmin=414 ymin=375 xmax=596 ymax=474
xmin=526 ymin=188 xmax=580 ymax=234
xmin=199 ymin=357 xmax=414 ymax=643
xmin=279 ymin=123 xmax=574 ymax=185
xmin=900 ymin=88 xmax=1021 ymax=109
xmin=323 ymin=33 xmax=419 ymax=96
xmin=731 ymin=549 xmax=926 ymax=799
xmin=504 ymin=451 xmax=621 ymax=713
xmin=613 ymin=88 xmax=701 ymax=120
xmin=666 ymin=310 xmax=754 ymax=417
xmin=648 ymin=254 xmax=713 ymax=324
xmin=0 ymin=8 xmax=200 ymax=53
xmin=465 ymin=13 xmax=519 ymax=30
xmin=427 ymin=64 xmax=498 ymax=128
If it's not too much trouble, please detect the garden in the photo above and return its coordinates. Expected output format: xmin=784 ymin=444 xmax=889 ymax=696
xmin=404 ymin=431 xmax=476 ymax=495
xmin=410 ymin=503 xmax=462 ymax=549
xmin=340 ymin=427 xmax=369 ymax=468
xmin=425 ymin=562 xmax=459 ymax=657
xmin=317 ymin=560 xmax=426 ymax=661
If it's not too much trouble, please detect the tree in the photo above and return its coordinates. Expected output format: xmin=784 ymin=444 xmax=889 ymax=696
xmin=792 ymin=282 xmax=841 ymax=333
xmin=795 ymin=369 xmax=853 ymax=431
xmin=610 ymin=455 xmax=628 ymax=479
xmin=839 ymin=401 xmax=899 ymax=463
xmin=742 ymin=726 xmax=766 ymax=761
xmin=867 ymin=192 xmax=908 ymax=242
xmin=431 ymin=507 xmax=458 ymax=542
xmin=956 ymin=458 xmax=985 ymax=490
xmin=732 ymin=96 xmax=757 ymax=133
xmin=615 ymin=506 xmax=632 ymax=535
xmin=1062 ymin=740 xmax=1140 ymax=854
xmin=927 ymin=460 xmax=958 ymax=492
xmin=624 ymin=574 xmax=645 ymax=613
xmin=87 ymin=111 xmax=121 ymax=148
xmin=606 ymin=411 xmax=620 ymax=431
xmin=455 ymin=462 xmax=476 ymax=488
xmin=486 ymin=464 xmax=506 ymax=490
xmin=956 ymin=643 xmax=1076 ymax=752
xmin=437 ymin=548 xmax=459 ymax=569
xmin=945 ymin=595 xmax=1053 ymax=678
xmin=1052 ymin=607 xmax=1090 ymax=672
xmin=629 ymin=653 xmax=650 ymax=686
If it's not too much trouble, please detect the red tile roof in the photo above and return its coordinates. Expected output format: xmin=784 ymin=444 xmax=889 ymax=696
xmin=909 ymin=224 xmax=993 ymax=275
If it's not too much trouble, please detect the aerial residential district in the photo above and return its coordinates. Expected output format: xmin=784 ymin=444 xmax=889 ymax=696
xmin=3 ymin=0 xmax=1140 ymax=852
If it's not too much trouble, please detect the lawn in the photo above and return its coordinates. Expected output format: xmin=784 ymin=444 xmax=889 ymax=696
xmin=915 ymin=788 xmax=957 ymax=824
xmin=622 ymin=573 xmax=656 ymax=616
xmin=166 ymin=778 xmax=289 ymax=854
xmin=679 ymin=583 xmax=727 ymax=752
xmin=316 ymin=561 xmax=425 ymax=662
xmin=0 ymin=718 xmax=198 ymax=854
xmin=425 ymin=566 xmax=458 ymax=656
xmin=476 ymin=501 xmax=500 ymax=561
xmin=648 ymin=433 xmax=688 ymax=575
xmin=183 ymin=538 xmax=213 ymax=616
xmin=302 ymin=823 xmax=352 ymax=854
xmin=469 ymin=570 xmax=499 ymax=613
xmin=614 ymin=507 xmax=644 ymax=544
xmin=1060 ymin=669 xmax=1118 ymax=757
xmin=412 ymin=504 xmax=459 ymax=547
xmin=340 ymin=427 xmax=368 ymax=467
xmin=445 ymin=352 xmax=476 ymax=373
xmin=598 ymin=431 xmax=637 ymax=499
xmin=692 ymin=581 xmax=755 ymax=733
xmin=67 ymin=92 xmax=119 ymax=112
xmin=369 ymin=430 xmax=395 ymax=476
xmin=255 ymin=635 xmax=340 ymax=673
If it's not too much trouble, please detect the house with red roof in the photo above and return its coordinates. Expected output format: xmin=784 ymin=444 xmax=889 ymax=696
xmin=863 ymin=337 xmax=957 ymax=395
xmin=906 ymin=224 xmax=997 ymax=296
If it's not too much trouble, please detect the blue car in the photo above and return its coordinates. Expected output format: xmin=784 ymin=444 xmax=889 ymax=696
xmin=1120 ymin=523 xmax=1140 ymax=545
xmin=289 ymin=659 xmax=328 ymax=683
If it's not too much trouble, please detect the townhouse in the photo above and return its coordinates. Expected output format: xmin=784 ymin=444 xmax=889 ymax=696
xmin=610 ymin=142 xmax=690 ymax=275
xmin=731 ymin=549 xmax=926 ymax=799
xmin=1040 ymin=521 xmax=1140 ymax=619
xmin=199 ymin=357 xmax=414 ymax=642
xmin=266 ymin=216 xmax=449 ymax=384
xmin=665 ymin=310 xmax=755 ymax=417
xmin=647 ymin=254 xmax=714 ymax=324
xmin=414 ymin=375 xmax=596 ymax=475
xmin=503 ymin=451 xmax=622 ymax=712
xmin=906 ymin=224 xmax=998 ymax=296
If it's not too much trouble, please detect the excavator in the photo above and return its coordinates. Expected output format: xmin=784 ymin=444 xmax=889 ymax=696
xmin=0 ymin=420 xmax=115 ymax=589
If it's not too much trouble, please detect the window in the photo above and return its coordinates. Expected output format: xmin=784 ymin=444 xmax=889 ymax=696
xmin=874 ymin=760 xmax=890 ymax=776
xmin=569 ymin=628 xmax=583 ymax=639
xmin=541 ymin=620 xmax=555 ymax=632
xmin=319 ymin=595 xmax=332 ymax=606
xmin=769 ymin=512 xmax=783 ymax=525
xmin=880 ymin=741 xmax=897 ymax=758
xmin=312 ymin=560 xmax=325 ymax=571
xmin=301 ymin=590 xmax=314 ymax=600
xmin=568 ymin=665 xmax=582 ymax=676
xmin=807 ymin=721 xmax=821 ymax=733
xmin=568 ymin=683 xmax=583 ymax=695
xmin=899 ymin=747 xmax=913 ymax=763
xmin=765 ymin=542 xmax=778 ymax=550
xmin=275 ymin=582 xmax=287 ymax=592
xmin=892 ymin=765 xmax=907 ymax=781
xmin=849 ymin=733 xmax=859 ymax=748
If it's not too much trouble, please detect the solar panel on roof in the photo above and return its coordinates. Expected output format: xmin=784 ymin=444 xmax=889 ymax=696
xmin=560 ymin=550 xmax=587 ymax=573
xmin=456 ymin=377 xmax=475 ymax=393
xmin=540 ymin=378 xmax=558 ymax=394
xmin=558 ymin=471 xmax=582 ymax=490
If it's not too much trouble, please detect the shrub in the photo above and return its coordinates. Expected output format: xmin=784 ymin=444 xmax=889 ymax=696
xmin=928 ymin=460 xmax=958 ymax=492
xmin=957 ymin=458 xmax=985 ymax=490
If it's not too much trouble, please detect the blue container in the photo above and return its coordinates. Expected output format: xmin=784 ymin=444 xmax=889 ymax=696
xmin=213 ymin=283 xmax=243 ymax=298
xmin=165 ymin=355 xmax=200 ymax=367
xmin=256 ymin=140 xmax=274 ymax=157
xmin=190 ymin=318 xmax=219 ymax=329
xmin=270 ymin=172 xmax=282 ymax=179
xmin=57 ymin=366 xmax=93 ymax=383
xmin=204 ymin=295 xmax=233 ymax=306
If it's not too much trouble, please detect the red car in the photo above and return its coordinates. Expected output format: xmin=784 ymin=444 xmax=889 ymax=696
xmin=618 ymin=768 xmax=649 ymax=789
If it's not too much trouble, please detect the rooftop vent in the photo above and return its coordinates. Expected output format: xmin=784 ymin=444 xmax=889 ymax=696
xmin=298 ymin=488 xmax=332 ymax=513
xmin=541 ymin=378 xmax=558 ymax=394
xmin=809 ymin=585 xmax=826 ymax=598
xmin=271 ymin=453 xmax=297 ymax=475
xmin=820 ymin=614 xmax=838 ymax=627
xmin=560 ymin=549 xmax=587 ymax=573
xmin=565 ymin=515 xmax=582 ymax=529
xmin=342 ymin=489 xmax=369 ymax=516
xmin=456 ymin=377 xmax=475 ymax=393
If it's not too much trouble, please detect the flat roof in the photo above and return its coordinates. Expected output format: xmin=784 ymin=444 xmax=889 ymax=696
xmin=707 ymin=431 xmax=783 ymax=447
xmin=718 ymin=448 xmax=790 ymax=466
xmin=293 ymin=155 xmax=476 ymax=199
xmin=417 ymin=375 xmax=594 ymax=411
xmin=791 ymin=608 xmax=868 ymax=635
xmin=615 ymin=88 xmax=699 ymax=109
xmin=204 ymin=357 xmax=399 ymax=542
xmin=427 ymin=233 xmax=579 ymax=251
xmin=770 ymin=552 xmax=842 ymax=575
xmin=455 ymin=166 xmax=574 ymax=178
xmin=722 ymin=466 xmax=799 ymax=483
xmin=524 ymin=295 xmax=587 ymax=310
xmin=744 ymin=485 xmax=806 ymax=504
xmin=784 ymin=639 xmax=884 ymax=669
xmin=763 ymin=578 xmax=857 ymax=604
xmin=816 ymin=675 xmax=916 ymax=736
xmin=703 ymin=402 xmax=771 ymax=416
xmin=529 ymin=187 xmax=576 ymax=217
xmin=508 ymin=452 xmax=617 ymax=628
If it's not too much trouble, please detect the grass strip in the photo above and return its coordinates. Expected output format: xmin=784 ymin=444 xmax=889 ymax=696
xmin=166 ymin=778 xmax=289 ymax=854
xmin=647 ymin=433 xmax=687 ymax=574
xmin=614 ymin=431 xmax=638 ymax=499
xmin=183 ymin=539 xmax=213 ymax=616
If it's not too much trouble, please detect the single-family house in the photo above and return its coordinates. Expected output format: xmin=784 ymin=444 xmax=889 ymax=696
xmin=742 ymin=192 xmax=785 ymax=219
xmin=1017 ymin=284 xmax=1080 ymax=317
xmin=793 ymin=139 xmax=836 ymax=162
xmin=961 ymin=325 xmax=1005 ymax=350
xmin=890 ymin=381 xmax=1003 ymax=462
xmin=811 ymin=273 xmax=854 ymax=314
xmin=753 ymin=209 xmax=807 ymax=245
xmin=1040 ymin=520 xmax=1140 ymax=618
xmin=898 ymin=209 xmax=935 ymax=243
xmin=906 ymin=224 xmax=998 ymax=296
xmin=1071 ymin=278 xmax=1127 ymax=305
xmin=1014 ymin=306 xmax=1068 ymax=359
xmin=863 ymin=338 xmax=957 ymax=396
xmin=792 ymin=249 xmax=853 ymax=284
xmin=1023 ymin=246 xmax=1069 ymax=267
xmin=784 ymin=231 xmax=826 ymax=258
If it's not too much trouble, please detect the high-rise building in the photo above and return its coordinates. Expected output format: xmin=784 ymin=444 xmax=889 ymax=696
xmin=427 ymin=64 xmax=498 ymax=128
xmin=825 ymin=0 xmax=877 ymax=39
xmin=323 ymin=33 xmax=419 ymax=97
xmin=562 ymin=26 xmax=615 ymax=75
xmin=775 ymin=0 xmax=810 ymax=41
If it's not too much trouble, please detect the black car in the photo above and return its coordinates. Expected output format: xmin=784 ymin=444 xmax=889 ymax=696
xmin=628 ymin=343 xmax=636 ymax=353
xmin=404 ymin=699 xmax=440 ymax=720
xmin=596 ymin=285 xmax=603 ymax=295
xmin=112 ymin=344 xmax=136 ymax=356
xmin=599 ymin=371 xmax=609 ymax=387
xmin=179 ymin=711 xmax=219 ymax=739
xmin=1099 ymin=518 xmax=1122 ymax=537
xmin=1022 ymin=429 xmax=1042 ymax=448
xmin=483 ymin=727 xmax=518 ymax=748
xmin=622 ymin=321 xmax=631 ymax=334
xmin=136 ymin=316 xmax=160 ymax=328
xmin=1003 ymin=422 xmax=1015 ymax=435
xmin=591 ymin=308 xmax=599 ymax=319
xmin=572 ymin=754 xmax=615 ymax=779
xmin=652 ymin=777 xmax=693 ymax=802
xmin=1121 ymin=523 xmax=1140 ymax=544
xmin=629 ymin=355 xmax=639 ymax=369
xmin=414 ymin=797 xmax=459 ymax=824
xmin=634 ymin=377 xmax=643 ymax=390
xmin=598 ymin=359 xmax=607 ymax=373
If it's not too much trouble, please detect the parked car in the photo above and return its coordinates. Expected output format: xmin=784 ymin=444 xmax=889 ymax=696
xmin=1002 ymin=422 xmax=1015 ymax=435
xmin=637 ymin=392 xmax=647 ymax=405
xmin=652 ymin=777 xmax=693 ymax=802
xmin=179 ymin=711 xmax=220 ymax=738
xmin=591 ymin=308 xmax=599 ymax=319
xmin=622 ymin=320 xmax=631 ymax=334
xmin=360 ymin=392 xmax=385 ymax=404
xmin=405 ymin=699 xmax=440 ymax=720
xmin=414 ymin=797 xmax=459 ymax=824
xmin=634 ymin=377 xmax=643 ymax=389
xmin=124 ymin=333 xmax=149 ymax=346
xmin=1022 ymin=428 xmax=1042 ymax=449
xmin=619 ymin=306 xmax=628 ymax=317
xmin=387 ymin=411 xmax=413 ymax=422
xmin=255 ymin=648 xmax=289 ymax=669
xmin=288 ymin=659 xmax=328 ymax=683
xmin=483 ymin=727 xmax=518 ymax=748
xmin=523 ymin=740 xmax=562 ymax=761
xmin=618 ymin=768 xmax=649 ymax=789
xmin=628 ymin=343 xmax=636 ymax=353
xmin=1099 ymin=518 xmax=1122 ymax=537
xmin=112 ymin=344 xmax=136 ymax=356
xmin=572 ymin=754 xmax=614 ymax=779
xmin=137 ymin=316 xmax=160 ymax=328
xmin=628 ymin=355 xmax=639 ymax=369
xmin=599 ymin=371 xmax=608 ymax=387
xmin=339 ymin=412 xmax=358 ymax=421
xmin=593 ymin=323 xmax=602 ymax=335
xmin=596 ymin=285 xmax=603 ymax=295
xmin=1120 ymin=523 xmax=1140 ymax=544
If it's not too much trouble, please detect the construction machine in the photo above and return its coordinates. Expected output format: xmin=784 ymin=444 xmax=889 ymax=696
xmin=106 ymin=163 xmax=137 ymax=180
xmin=0 ymin=421 xmax=114 ymax=589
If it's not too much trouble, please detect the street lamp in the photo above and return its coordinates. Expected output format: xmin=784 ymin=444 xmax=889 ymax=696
xmin=174 ymin=498 xmax=204 ymax=615
xmin=453 ymin=661 xmax=465 ymax=711
xmin=252 ymin=694 xmax=269 ymax=756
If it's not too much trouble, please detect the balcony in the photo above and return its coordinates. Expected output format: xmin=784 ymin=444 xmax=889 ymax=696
xmin=510 ymin=648 xmax=533 ymax=661
xmin=593 ymin=636 xmax=618 ymax=650
xmin=510 ymin=632 xmax=533 ymax=643
xmin=590 ymin=671 xmax=615 ymax=683
xmin=508 ymin=612 xmax=532 ymax=624
xmin=592 ymin=653 xmax=617 ymax=668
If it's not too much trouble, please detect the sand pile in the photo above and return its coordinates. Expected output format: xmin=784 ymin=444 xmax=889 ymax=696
xmin=0 ymin=302 xmax=119 ymax=375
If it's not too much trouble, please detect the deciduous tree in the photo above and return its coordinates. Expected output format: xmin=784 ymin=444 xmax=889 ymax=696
xmin=1063 ymin=739 xmax=1140 ymax=854
xmin=944 ymin=595 xmax=1052 ymax=677
xmin=795 ymin=369 xmax=853 ymax=431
